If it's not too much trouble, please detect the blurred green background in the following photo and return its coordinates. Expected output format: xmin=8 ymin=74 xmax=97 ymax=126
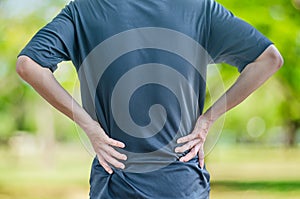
xmin=0 ymin=0 xmax=299 ymax=198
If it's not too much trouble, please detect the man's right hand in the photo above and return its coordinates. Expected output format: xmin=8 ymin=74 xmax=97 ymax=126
xmin=83 ymin=121 xmax=127 ymax=174
xmin=16 ymin=56 xmax=127 ymax=175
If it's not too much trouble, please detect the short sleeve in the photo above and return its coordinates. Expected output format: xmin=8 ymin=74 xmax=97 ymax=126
xmin=207 ymin=0 xmax=273 ymax=72
xmin=18 ymin=4 xmax=76 ymax=72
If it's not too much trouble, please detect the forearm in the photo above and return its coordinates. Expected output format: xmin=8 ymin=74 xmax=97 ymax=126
xmin=204 ymin=45 xmax=283 ymax=122
xmin=17 ymin=56 xmax=127 ymax=173
xmin=16 ymin=56 xmax=95 ymax=132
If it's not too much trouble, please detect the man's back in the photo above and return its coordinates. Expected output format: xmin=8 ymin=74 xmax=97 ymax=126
xmin=19 ymin=0 xmax=273 ymax=198
xmin=72 ymin=1 xmax=211 ymax=198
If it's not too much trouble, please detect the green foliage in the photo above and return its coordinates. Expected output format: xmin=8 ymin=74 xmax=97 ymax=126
xmin=0 ymin=0 xmax=299 ymax=145
xmin=214 ymin=0 xmax=300 ymax=145
xmin=0 ymin=0 xmax=71 ymax=143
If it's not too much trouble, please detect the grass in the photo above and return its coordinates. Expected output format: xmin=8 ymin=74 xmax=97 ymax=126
xmin=0 ymin=143 xmax=299 ymax=199
xmin=0 ymin=143 xmax=91 ymax=199
xmin=207 ymin=145 xmax=300 ymax=199
xmin=212 ymin=181 xmax=300 ymax=192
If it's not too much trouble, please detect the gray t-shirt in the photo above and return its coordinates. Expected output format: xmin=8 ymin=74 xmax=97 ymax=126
xmin=19 ymin=0 xmax=272 ymax=198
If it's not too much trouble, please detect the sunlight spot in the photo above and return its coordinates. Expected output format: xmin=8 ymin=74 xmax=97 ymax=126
xmin=247 ymin=117 xmax=266 ymax=138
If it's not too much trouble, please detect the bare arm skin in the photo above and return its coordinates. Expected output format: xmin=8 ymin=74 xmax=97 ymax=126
xmin=175 ymin=45 xmax=284 ymax=168
xmin=16 ymin=56 xmax=127 ymax=174
xmin=16 ymin=44 xmax=283 ymax=172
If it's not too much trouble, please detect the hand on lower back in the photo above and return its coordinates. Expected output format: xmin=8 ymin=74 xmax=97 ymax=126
xmin=84 ymin=121 xmax=127 ymax=174
xmin=175 ymin=115 xmax=213 ymax=168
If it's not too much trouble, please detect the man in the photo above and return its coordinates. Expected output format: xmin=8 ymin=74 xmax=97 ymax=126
xmin=16 ymin=0 xmax=283 ymax=198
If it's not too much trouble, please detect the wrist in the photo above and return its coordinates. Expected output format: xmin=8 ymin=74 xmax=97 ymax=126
xmin=73 ymin=111 xmax=98 ymax=132
xmin=78 ymin=119 xmax=98 ymax=131
xmin=202 ymin=109 xmax=219 ymax=123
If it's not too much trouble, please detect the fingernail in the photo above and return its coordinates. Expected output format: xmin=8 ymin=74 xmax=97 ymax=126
xmin=108 ymin=170 xmax=113 ymax=174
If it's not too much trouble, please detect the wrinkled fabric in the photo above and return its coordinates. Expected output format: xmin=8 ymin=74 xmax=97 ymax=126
xmin=19 ymin=0 xmax=272 ymax=198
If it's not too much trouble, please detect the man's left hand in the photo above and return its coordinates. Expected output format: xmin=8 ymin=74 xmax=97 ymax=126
xmin=175 ymin=115 xmax=214 ymax=169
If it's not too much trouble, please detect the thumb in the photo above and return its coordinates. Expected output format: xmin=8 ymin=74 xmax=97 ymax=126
xmin=198 ymin=146 xmax=205 ymax=169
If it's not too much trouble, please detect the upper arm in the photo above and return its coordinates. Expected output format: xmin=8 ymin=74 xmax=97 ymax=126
xmin=254 ymin=45 xmax=283 ymax=69
xmin=16 ymin=55 xmax=53 ymax=82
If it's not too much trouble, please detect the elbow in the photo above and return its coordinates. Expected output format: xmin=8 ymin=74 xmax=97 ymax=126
xmin=16 ymin=56 xmax=33 ymax=80
xmin=271 ymin=51 xmax=284 ymax=70
xmin=267 ymin=45 xmax=284 ymax=71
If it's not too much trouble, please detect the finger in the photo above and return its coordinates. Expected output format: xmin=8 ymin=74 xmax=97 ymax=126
xmin=107 ymin=138 xmax=126 ymax=148
xmin=177 ymin=133 xmax=198 ymax=144
xmin=198 ymin=145 xmax=205 ymax=169
xmin=108 ymin=147 xmax=127 ymax=161
xmin=175 ymin=139 xmax=201 ymax=153
xmin=97 ymin=155 xmax=113 ymax=174
xmin=102 ymin=152 xmax=126 ymax=170
xmin=179 ymin=144 xmax=201 ymax=162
